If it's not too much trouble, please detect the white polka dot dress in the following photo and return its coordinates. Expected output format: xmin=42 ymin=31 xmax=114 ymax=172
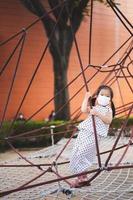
xmin=69 ymin=105 xmax=112 ymax=174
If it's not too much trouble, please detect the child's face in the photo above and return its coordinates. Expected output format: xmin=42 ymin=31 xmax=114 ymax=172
xmin=98 ymin=88 xmax=111 ymax=98
xmin=96 ymin=88 xmax=111 ymax=106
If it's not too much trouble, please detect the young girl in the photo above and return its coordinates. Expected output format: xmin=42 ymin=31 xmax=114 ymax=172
xmin=69 ymin=85 xmax=115 ymax=187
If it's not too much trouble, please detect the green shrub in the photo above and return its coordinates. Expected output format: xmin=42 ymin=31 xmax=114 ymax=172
xmin=0 ymin=120 xmax=74 ymax=152
xmin=0 ymin=117 xmax=132 ymax=152
xmin=109 ymin=117 xmax=133 ymax=136
xmin=112 ymin=117 xmax=133 ymax=128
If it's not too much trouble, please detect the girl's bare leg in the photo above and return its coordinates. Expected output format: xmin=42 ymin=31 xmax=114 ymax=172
xmin=71 ymin=173 xmax=88 ymax=187
xmin=78 ymin=174 xmax=88 ymax=181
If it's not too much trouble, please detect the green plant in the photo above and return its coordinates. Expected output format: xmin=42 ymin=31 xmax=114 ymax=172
xmin=0 ymin=117 xmax=132 ymax=152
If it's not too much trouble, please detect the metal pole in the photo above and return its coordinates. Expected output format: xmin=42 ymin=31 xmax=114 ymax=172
xmin=50 ymin=125 xmax=55 ymax=146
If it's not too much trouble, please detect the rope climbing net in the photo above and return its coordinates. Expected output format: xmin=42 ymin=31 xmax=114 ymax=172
xmin=0 ymin=0 xmax=133 ymax=199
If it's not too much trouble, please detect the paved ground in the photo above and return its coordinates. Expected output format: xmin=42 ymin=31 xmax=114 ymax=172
xmin=0 ymin=136 xmax=133 ymax=200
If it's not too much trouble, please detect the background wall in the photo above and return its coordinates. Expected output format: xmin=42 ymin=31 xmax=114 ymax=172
xmin=0 ymin=0 xmax=132 ymax=120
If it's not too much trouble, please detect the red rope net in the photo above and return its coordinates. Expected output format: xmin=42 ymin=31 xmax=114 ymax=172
xmin=0 ymin=0 xmax=132 ymax=198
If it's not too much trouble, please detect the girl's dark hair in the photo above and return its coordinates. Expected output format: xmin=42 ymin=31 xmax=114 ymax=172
xmin=96 ymin=85 xmax=114 ymax=99
xmin=91 ymin=85 xmax=115 ymax=117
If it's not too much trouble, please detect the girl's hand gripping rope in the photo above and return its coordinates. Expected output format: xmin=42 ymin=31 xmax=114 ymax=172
xmin=85 ymin=91 xmax=91 ymax=99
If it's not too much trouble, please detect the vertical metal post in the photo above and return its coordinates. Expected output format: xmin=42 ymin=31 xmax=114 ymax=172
xmin=50 ymin=125 xmax=55 ymax=146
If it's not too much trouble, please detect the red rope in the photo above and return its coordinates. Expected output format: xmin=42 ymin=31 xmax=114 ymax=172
xmin=6 ymin=140 xmax=43 ymax=171
xmin=105 ymin=104 xmax=133 ymax=166
xmin=55 ymin=127 xmax=77 ymax=161
xmin=0 ymin=1 xmax=66 ymax=47
xmin=0 ymin=168 xmax=99 ymax=197
xmin=115 ymin=126 xmax=133 ymax=166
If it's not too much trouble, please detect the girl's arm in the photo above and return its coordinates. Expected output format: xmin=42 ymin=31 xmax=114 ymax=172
xmin=90 ymin=108 xmax=113 ymax=124
xmin=81 ymin=92 xmax=91 ymax=113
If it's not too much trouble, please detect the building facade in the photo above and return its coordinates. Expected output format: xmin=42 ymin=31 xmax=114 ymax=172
xmin=0 ymin=0 xmax=132 ymax=120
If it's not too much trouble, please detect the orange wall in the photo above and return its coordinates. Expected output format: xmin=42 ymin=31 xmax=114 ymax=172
xmin=0 ymin=0 xmax=132 ymax=120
